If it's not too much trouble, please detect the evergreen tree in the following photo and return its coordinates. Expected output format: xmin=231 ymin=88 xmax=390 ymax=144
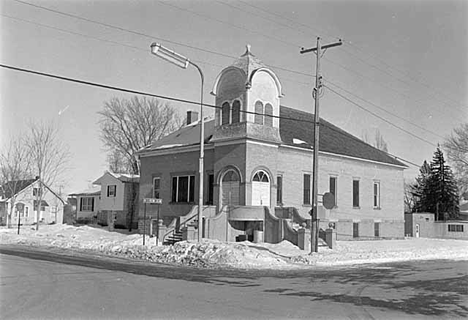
xmin=412 ymin=148 xmax=459 ymax=220
xmin=411 ymin=160 xmax=431 ymax=213
xmin=428 ymin=148 xmax=459 ymax=220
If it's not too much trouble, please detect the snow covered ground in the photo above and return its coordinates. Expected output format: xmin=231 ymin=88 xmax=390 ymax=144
xmin=1 ymin=224 xmax=467 ymax=269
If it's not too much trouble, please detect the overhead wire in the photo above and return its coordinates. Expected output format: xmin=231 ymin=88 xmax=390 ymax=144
xmin=0 ymin=63 xmax=426 ymax=168
xmin=324 ymin=78 xmax=445 ymax=140
xmin=325 ymin=85 xmax=438 ymax=147
xmin=235 ymin=0 xmax=467 ymax=112
xmin=5 ymin=2 xmax=449 ymax=153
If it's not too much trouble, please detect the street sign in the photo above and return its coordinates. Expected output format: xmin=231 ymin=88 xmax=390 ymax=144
xmin=143 ymin=198 xmax=162 ymax=204
xmin=322 ymin=192 xmax=335 ymax=210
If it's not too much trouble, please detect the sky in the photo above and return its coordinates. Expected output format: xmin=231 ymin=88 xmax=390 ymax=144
xmin=1 ymin=0 xmax=467 ymax=195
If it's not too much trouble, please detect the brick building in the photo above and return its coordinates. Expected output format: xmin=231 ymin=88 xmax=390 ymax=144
xmin=137 ymin=46 xmax=407 ymax=244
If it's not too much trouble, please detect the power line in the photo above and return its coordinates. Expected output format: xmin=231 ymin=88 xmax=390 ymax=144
xmin=325 ymin=85 xmax=438 ymax=147
xmin=157 ymin=1 xmax=301 ymax=48
xmin=324 ymin=78 xmax=445 ymax=140
xmin=1 ymin=63 xmax=423 ymax=167
xmin=13 ymin=0 xmax=236 ymax=60
xmin=233 ymin=0 xmax=466 ymax=112
xmin=12 ymin=0 xmax=315 ymax=79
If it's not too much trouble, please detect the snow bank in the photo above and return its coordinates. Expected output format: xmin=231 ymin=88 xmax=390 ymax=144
xmin=1 ymin=225 xmax=467 ymax=269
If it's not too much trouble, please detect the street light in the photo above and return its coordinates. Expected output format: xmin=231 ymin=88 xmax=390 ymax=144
xmin=150 ymin=42 xmax=205 ymax=243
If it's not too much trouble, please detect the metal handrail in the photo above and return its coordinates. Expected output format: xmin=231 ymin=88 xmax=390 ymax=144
xmin=162 ymin=212 xmax=200 ymax=244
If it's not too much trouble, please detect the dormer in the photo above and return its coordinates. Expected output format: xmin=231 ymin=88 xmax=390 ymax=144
xmin=211 ymin=45 xmax=283 ymax=144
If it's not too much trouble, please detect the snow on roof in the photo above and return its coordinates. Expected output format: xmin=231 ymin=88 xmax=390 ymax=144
xmin=68 ymin=186 xmax=101 ymax=196
xmin=292 ymin=138 xmax=307 ymax=145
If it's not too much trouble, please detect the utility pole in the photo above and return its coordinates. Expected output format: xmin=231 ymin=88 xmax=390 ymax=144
xmin=301 ymin=37 xmax=342 ymax=253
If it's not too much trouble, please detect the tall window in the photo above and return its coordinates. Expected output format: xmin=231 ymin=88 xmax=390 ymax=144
xmin=254 ymin=101 xmax=263 ymax=124
xmin=153 ymin=177 xmax=161 ymax=199
xmin=264 ymin=103 xmax=273 ymax=126
xmin=277 ymin=176 xmax=283 ymax=205
xmin=231 ymin=100 xmax=241 ymax=124
xmin=172 ymin=175 xmax=195 ymax=203
xmin=374 ymin=223 xmax=380 ymax=237
xmin=303 ymin=174 xmax=311 ymax=204
xmin=80 ymin=197 xmax=94 ymax=212
xmin=25 ymin=207 xmax=29 ymax=218
xmin=107 ymin=185 xmax=116 ymax=197
xmin=353 ymin=222 xmax=359 ymax=238
xmin=352 ymin=180 xmax=360 ymax=208
xmin=329 ymin=176 xmax=337 ymax=206
xmin=33 ymin=187 xmax=42 ymax=197
xmin=373 ymin=181 xmax=380 ymax=208
xmin=221 ymin=102 xmax=230 ymax=125
xmin=207 ymin=174 xmax=214 ymax=205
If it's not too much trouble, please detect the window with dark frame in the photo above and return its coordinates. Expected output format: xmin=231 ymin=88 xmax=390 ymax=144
xmin=353 ymin=180 xmax=360 ymax=208
xmin=171 ymin=175 xmax=195 ymax=203
xmin=207 ymin=174 xmax=214 ymax=205
xmin=264 ymin=103 xmax=273 ymax=126
xmin=153 ymin=177 xmax=161 ymax=199
xmin=374 ymin=222 xmax=380 ymax=237
xmin=353 ymin=222 xmax=359 ymax=238
xmin=277 ymin=176 xmax=283 ymax=205
xmin=373 ymin=181 xmax=380 ymax=208
xmin=231 ymin=100 xmax=241 ymax=124
xmin=80 ymin=197 xmax=94 ymax=212
xmin=303 ymin=174 xmax=311 ymax=205
xmin=221 ymin=102 xmax=230 ymax=125
xmin=107 ymin=185 xmax=116 ymax=197
xmin=32 ymin=187 xmax=42 ymax=197
xmin=329 ymin=176 xmax=337 ymax=207
xmin=448 ymin=224 xmax=464 ymax=232
xmin=254 ymin=101 xmax=263 ymax=125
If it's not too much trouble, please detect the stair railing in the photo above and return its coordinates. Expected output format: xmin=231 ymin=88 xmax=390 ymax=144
xmin=162 ymin=212 xmax=200 ymax=244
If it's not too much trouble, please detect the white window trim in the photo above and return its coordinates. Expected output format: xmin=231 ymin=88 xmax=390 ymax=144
xmin=329 ymin=175 xmax=338 ymax=208
xmin=373 ymin=181 xmax=381 ymax=209
xmin=81 ymin=197 xmax=94 ymax=212
xmin=172 ymin=175 xmax=195 ymax=203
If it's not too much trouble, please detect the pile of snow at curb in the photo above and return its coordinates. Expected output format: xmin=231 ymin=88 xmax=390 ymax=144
xmin=1 ymin=224 xmax=467 ymax=269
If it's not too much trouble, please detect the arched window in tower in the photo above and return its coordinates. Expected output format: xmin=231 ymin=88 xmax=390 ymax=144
xmin=231 ymin=100 xmax=241 ymax=124
xmin=254 ymin=101 xmax=263 ymax=125
xmin=221 ymin=102 xmax=230 ymax=125
xmin=253 ymin=170 xmax=269 ymax=182
xmin=264 ymin=103 xmax=273 ymax=127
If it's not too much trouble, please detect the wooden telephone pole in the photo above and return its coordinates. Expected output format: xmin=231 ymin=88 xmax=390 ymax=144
xmin=301 ymin=37 xmax=342 ymax=253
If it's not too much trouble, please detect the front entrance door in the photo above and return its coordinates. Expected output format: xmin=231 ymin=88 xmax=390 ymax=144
xmin=222 ymin=170 xmax=240 ymax=206
xmin=252 ymin=171 xmax=270 ymax=206
xmin=415 ymin=224 xmax=420 ymax=238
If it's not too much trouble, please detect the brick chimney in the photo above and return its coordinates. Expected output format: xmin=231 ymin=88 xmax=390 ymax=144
xmin=186 ymin=110 xmax=199 ymax=125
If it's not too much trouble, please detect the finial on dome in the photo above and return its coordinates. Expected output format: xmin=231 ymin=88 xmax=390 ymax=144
xmin=246 ymin=44 xmax=251 ymax=53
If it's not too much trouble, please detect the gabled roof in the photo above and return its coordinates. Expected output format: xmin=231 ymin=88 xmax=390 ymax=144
xmin=0 ymin=178 xmax=66 ymax=204
xmin=1 ymin=179 xmax=36 ymax=199
xmin=93 ymin=171 xmax=139 ymax=185
xmin=139 ymin=106 xmax=406 ymax=168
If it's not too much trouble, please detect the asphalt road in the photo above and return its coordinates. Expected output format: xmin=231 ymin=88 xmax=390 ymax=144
xmin=0 ymin=245 xmax=467 ymax=320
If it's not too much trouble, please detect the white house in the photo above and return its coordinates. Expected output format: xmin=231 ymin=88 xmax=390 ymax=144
xmin=68 ymin=186 xmax=101 ymax=222
xmin=0 ymin=178 xmax=65 ymax=226
xmin=93 ymin=171 xmax=139 ymax=229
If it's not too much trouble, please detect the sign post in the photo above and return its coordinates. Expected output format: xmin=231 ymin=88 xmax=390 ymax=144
xmin=143 ymin=198 xmax=162 ymax=245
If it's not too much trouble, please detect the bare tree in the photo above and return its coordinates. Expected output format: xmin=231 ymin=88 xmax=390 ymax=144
xmin=0 ymin=136 xmax=31 ymax=228
xmin=25 ymin=121 xmax=71 ymax=230
xmin=404 ymin=180 xmax=416 ymax=213
xmin=362 ymin=128 xmax=388 ymax=152
xmin=443 ymin=123 xmax=468 ymax=196
xmin=98 ymin=96 xmax=181 ymax=174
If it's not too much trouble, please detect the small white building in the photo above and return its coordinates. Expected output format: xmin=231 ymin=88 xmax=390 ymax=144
xmin=0 ymin=178 xmax=65 ymax=226
xmin=68 ymin=186 xmax=101 ymax=222
xmin=93 ymin=172 xmax=139 ymax=229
